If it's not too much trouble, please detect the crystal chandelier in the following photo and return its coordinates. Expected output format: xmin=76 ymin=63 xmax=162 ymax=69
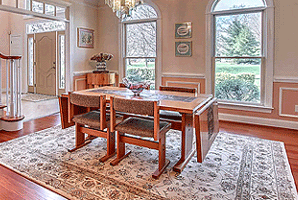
xmin=105 ymin=0 xmax=143 ymax=18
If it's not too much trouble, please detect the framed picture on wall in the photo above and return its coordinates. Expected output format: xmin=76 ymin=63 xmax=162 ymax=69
xmin=175 ymin=22 xmax=192 ymax=39
xmin=77 ymin=28 xmax=94 ymax=48
xmin=175 ymin=41 xmax=192 ymax=57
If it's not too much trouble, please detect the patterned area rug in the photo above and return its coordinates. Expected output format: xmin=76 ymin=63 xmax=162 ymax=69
xmin=22 ymin=93 xmax=57 ymax=102
xmin=0 ymin=126 xmax=297 ymax=199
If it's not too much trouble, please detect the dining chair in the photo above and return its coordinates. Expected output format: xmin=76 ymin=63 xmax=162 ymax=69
xmin=109 ymin=96 xmax=171 ymax=179
xmin=159 ymin=86 xmax=197 ymax=128
xmin=159 ymin=86 xmax=197 ymax=94
xmin=68 ymin=92 xmax=119 ymax=162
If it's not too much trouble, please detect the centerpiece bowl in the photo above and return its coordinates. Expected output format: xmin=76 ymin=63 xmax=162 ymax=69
xmin=122 ymin=78 xmax=150 ymax=96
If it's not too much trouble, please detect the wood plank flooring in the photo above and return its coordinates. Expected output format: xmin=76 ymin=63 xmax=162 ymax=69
xmin=0 ymin=114 xmax=297 ymax=199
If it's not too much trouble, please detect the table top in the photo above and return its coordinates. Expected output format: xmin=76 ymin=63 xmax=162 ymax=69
xmin=73 ymin=86 xmax=213 ymax=114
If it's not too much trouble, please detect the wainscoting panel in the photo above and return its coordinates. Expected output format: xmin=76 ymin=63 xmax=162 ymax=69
xmin=73 ymin=75 xmax=87 ymax=91
xmin=279 ymin=87 xmax=298 ymax=118
xmin=161 ymin=75 xmax=205 ymax=94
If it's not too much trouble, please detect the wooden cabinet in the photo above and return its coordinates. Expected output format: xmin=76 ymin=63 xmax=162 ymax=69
xmin=86 ymin=73 xmax=116 ymax=88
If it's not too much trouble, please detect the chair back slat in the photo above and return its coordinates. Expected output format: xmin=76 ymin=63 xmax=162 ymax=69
xmin=114 ymin=97 xmax=156 ymax=116
xmin=159 ymin=86 xmax=197 ymax=94
xmin=70 ymin=93 xmax=100 ymax=108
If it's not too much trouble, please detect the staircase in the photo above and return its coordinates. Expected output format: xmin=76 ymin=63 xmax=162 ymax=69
xmin=0 ymin=53 xmax=24 ymax=131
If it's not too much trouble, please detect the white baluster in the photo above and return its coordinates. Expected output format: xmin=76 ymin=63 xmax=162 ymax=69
xmin=10 ymin=59 xmax=15 ymax=118
xmin=6 ymin=60 xmax=9 ymax=117
xmin=18 ymin=60 xmax=21 ymax=117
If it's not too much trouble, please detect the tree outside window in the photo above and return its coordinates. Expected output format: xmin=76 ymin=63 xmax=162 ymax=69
xmin=213 ymin=1 xmax=265 ymax=103
xmin=123 ymin=4 xmax=157 ymax=89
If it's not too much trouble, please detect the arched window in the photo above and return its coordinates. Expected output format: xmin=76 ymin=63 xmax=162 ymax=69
xmin=121 ymin=4 xmax=158 ymax=89
xmin=206 ymin=0 xmax=274 ymax=110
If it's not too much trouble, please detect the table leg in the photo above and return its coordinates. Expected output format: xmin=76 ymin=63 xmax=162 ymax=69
xmin=173 ymin=113 xmax=196 ymax=173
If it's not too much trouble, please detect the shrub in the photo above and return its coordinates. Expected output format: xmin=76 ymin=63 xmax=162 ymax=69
xmin=126 ymin=68 xmax=155 ymax=83
xmin=215 ymin=72 xmax=260 ymax=102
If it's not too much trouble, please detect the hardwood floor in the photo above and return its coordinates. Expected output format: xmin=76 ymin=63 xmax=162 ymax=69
xmin=0 ymin=114 xmax=297 ymax=199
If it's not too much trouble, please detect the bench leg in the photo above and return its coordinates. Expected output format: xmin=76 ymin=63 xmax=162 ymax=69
xmin=100 ymin=130 xmax=116 ymax=162
xmin=110 ymin=132 xmax=131 ymax=166
xmin=68 ymin=123 xmax=91 ymax=152
xmin=152 ymin=133 xmax=170 ymax=179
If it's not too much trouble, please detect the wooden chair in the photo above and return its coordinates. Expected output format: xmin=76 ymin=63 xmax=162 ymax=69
xmin=159 ymin=86 xmax=197 ymax=94
xmin=110 ymin=97 xmax=171 ymax=179
xmin=159 ymin=86 xmax=197 ymax=126
xmin=68 ymin=92 xmax=119 ymax=162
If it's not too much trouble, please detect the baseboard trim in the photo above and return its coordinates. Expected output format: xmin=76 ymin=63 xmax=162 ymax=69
xmin=219 ymin=113 xmax=298 ymax=130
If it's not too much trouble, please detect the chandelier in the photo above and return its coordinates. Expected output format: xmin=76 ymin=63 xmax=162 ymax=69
xmin=105 ymin=0 xmax=143 ymax=18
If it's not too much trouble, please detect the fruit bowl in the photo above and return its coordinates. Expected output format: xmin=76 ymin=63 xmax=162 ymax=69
xmin=122 ymin=78 xmax=150 ymax=96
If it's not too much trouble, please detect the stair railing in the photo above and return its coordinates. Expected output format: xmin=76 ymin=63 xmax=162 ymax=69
xmin=0 ymin=53 xmax=22 ymax=120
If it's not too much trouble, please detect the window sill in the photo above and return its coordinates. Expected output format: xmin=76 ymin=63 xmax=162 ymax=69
xmin=218 ymin=101 xmax=274 ymax=113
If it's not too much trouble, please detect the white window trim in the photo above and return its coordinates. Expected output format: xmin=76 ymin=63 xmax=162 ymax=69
xmin=119 ymin=0 xmax=162 ymax=88
xmin=0 ymin=0 xmax=70 ymax=22
xmin=205 ymin=0 xmax=274 ymax=113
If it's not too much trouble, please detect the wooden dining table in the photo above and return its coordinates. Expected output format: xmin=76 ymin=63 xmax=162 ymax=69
xmin=59 ymin=86 xmax=218 ymax=173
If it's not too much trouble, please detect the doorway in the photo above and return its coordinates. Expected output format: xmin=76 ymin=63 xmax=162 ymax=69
xmin=27 ymin=30 xmax=66 ymax=96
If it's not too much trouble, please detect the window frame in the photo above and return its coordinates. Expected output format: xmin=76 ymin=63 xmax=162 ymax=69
xmin=206 ymin=0 xmax=274 ymax=113
xmin=119 ymin=2 xmax=161 ymax=88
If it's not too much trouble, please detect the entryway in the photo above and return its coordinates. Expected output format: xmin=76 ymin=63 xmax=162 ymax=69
xmin=26 ymin=29 xmax=66 ymax=96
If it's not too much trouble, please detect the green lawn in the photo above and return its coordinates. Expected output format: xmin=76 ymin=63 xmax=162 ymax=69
xmin=215 ymin=62 xmax=261 ymax=87
xmin=215 ymin=63 xmax=260 ymax=75
xmin=126 ymin=63 xmax=155 ymax=69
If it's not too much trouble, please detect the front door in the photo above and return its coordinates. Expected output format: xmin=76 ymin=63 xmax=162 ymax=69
xmin=35 ymin=32 xmax=56 ymax=95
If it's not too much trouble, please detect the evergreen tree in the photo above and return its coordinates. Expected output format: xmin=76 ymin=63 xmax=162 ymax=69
xmin=219 ymin=19 xmax=260 ymax=64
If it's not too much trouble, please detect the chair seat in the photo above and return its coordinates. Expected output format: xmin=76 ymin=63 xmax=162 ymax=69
xmin=159 ymin=110 xmax=182 ymax=121
xmin=115 ymin=117 xmax=171 ymax=138
xmin=73 ymin=111 xmax=106 ymax=129
xmin=73 ymin=111 xmax=122 ymax=129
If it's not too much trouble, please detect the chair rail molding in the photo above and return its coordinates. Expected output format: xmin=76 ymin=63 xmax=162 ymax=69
xmin=219 ymin=113 xmax=298 ymax=130
xmin=274 ymin=76 xmax=298 ymax=83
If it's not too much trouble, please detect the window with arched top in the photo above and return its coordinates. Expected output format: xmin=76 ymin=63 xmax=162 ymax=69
xmin=121 ymin=4 xmax=158 ymax=89
xmin=206 ymin=0 xmax=274 ymax=110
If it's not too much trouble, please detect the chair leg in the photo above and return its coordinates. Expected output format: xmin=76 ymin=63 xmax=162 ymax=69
xmin=99 ymin=129 xmax=116 ymax=162
xmin=68 ymin=123 xmax=91 ymax=152
xmin=110 ymin=132 xmax=131 ymax=166
xmin=152 ymin=133 xmax=170 ymax=179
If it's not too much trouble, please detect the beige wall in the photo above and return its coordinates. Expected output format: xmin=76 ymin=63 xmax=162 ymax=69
xmin=274 ymin=0 xmax=298 ymax=77
xmin=154 ymin=0 xmax=207 ymax=75
xmin=97 ymin=6 xmax=120 ymax=72
xmin=70 ymin=1 xmax=100 ymax=72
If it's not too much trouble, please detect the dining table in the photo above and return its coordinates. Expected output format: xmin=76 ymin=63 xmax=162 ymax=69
xmin=59 ymin=86 xmax=218 ymax=173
